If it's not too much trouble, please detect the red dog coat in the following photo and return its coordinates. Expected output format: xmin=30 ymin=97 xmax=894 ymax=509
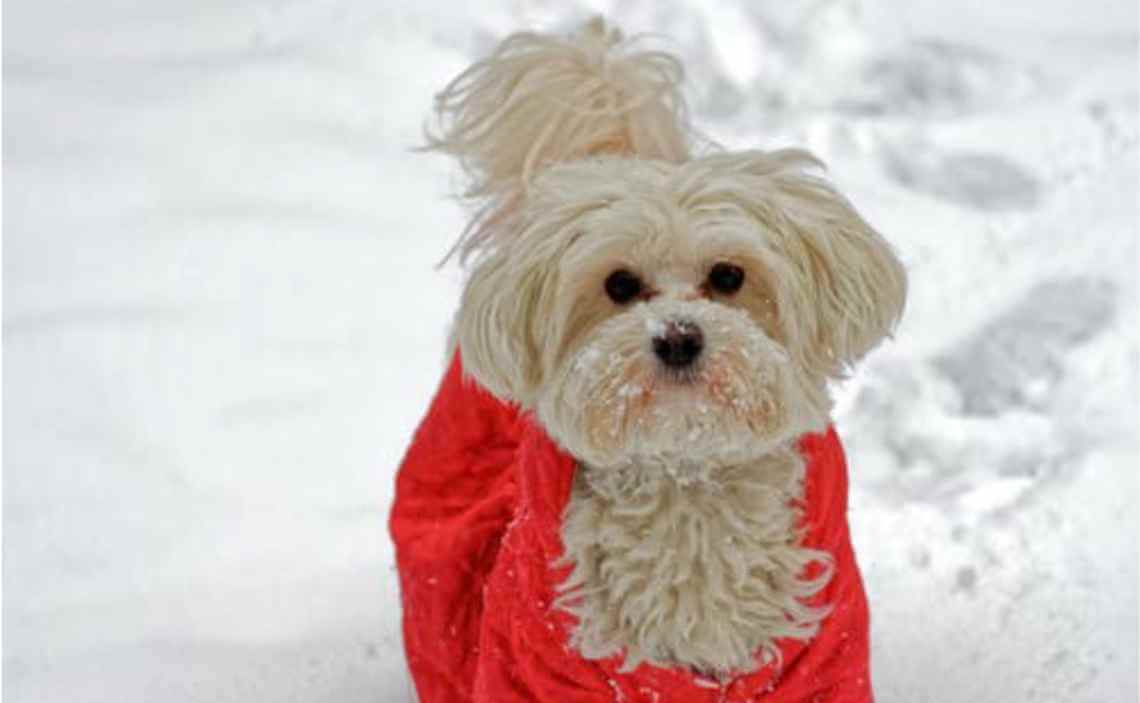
xmin=390 ymin=354 xmax=874 ymax=702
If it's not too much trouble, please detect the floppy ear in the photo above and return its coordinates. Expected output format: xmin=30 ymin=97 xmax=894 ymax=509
xmin=688 ymin=149 xmax=907 ymax=378
xmin=790 ymin=187 xmax=907 ymax=378
xmin=453 ymin=238 xmax=559 ymax=406
xmin=766 ymin=151 xmax=907 ymax=377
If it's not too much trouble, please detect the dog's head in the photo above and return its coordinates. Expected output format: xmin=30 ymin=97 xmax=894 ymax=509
xmin=429 ymin=19 xmax=906 ymax=473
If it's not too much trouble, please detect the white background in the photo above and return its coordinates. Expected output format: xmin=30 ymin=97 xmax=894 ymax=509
xmin=4 ymin=1 xmax=1137 ymax=700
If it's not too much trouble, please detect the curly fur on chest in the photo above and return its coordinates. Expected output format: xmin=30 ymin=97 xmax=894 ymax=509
xmin=556 ymin=443 xmax=834 ymax=675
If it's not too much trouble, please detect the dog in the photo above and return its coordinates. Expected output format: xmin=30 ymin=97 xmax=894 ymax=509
xmin=390 ymin=17 xmax=906 ymax=702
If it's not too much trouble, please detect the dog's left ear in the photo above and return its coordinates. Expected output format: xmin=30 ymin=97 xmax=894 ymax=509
xmin=694 ymin=150 xmax=907 ymax=379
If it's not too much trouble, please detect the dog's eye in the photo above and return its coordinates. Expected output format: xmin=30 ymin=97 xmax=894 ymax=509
xmin=707 ymin=262 xmax=745 ymax=295
xmin=604 ymin=269 xmax=642 ymax=304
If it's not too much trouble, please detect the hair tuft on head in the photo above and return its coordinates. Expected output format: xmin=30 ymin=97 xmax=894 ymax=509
xmin=424 ymin=16 xmax=695 ymax=264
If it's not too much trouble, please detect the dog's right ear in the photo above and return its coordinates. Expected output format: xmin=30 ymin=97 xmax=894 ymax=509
xmin=452 ymin=236 xmax=557 ymax=406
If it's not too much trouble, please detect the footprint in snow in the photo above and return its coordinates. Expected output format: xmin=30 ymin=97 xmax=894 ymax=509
xmin=880 ymin=140 xmax=1042 ymax=212
xmin=934 ymin=276 xmax=1117 ymax=416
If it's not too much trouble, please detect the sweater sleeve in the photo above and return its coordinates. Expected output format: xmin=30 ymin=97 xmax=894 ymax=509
xmin=389 ymin=353 xmax=523 ymax=703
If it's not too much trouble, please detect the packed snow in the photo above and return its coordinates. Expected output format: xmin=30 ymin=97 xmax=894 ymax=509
xmin=4 ymin=0 xmax=1136 ymax=701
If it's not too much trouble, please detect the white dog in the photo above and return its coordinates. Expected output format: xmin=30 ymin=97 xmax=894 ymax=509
xmin=393 ymin=16 xmax=906 ymax=697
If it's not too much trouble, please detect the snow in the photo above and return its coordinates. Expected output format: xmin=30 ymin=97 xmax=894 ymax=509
xmin=4 ymin=1 xmax=1136 ymax=701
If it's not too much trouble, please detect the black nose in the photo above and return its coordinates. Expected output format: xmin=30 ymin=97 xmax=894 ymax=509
xmin=652 ymin=320 xmax=704 ymax=368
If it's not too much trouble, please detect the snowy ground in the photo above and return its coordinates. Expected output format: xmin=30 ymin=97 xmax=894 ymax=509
xmin=4 ymin=1 xmax=1136 ymax=701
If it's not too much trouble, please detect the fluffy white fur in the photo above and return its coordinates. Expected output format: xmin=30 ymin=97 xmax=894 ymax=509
xmin=557 ymin=446 xmax=834 ymax=674
xmin=425 ymin=17 xmax=692 ymax=263
xmin=427 ymin=17 xmax=906 ymax=676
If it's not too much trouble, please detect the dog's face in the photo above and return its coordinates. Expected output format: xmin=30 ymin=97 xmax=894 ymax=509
xmin=456 ymin=148 xmax=905 ymax=473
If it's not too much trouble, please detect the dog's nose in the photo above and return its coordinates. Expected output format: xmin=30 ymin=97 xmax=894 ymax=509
xmin=652 ymin=319 xmax=704 ymax=368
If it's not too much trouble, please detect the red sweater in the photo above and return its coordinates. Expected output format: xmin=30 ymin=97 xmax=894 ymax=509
xmin=390 ymin=354 xmax=874 ymax=702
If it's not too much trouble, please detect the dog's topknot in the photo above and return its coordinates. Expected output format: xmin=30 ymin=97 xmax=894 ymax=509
xmin=427 ymin=17 xmax=693 ymax=263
